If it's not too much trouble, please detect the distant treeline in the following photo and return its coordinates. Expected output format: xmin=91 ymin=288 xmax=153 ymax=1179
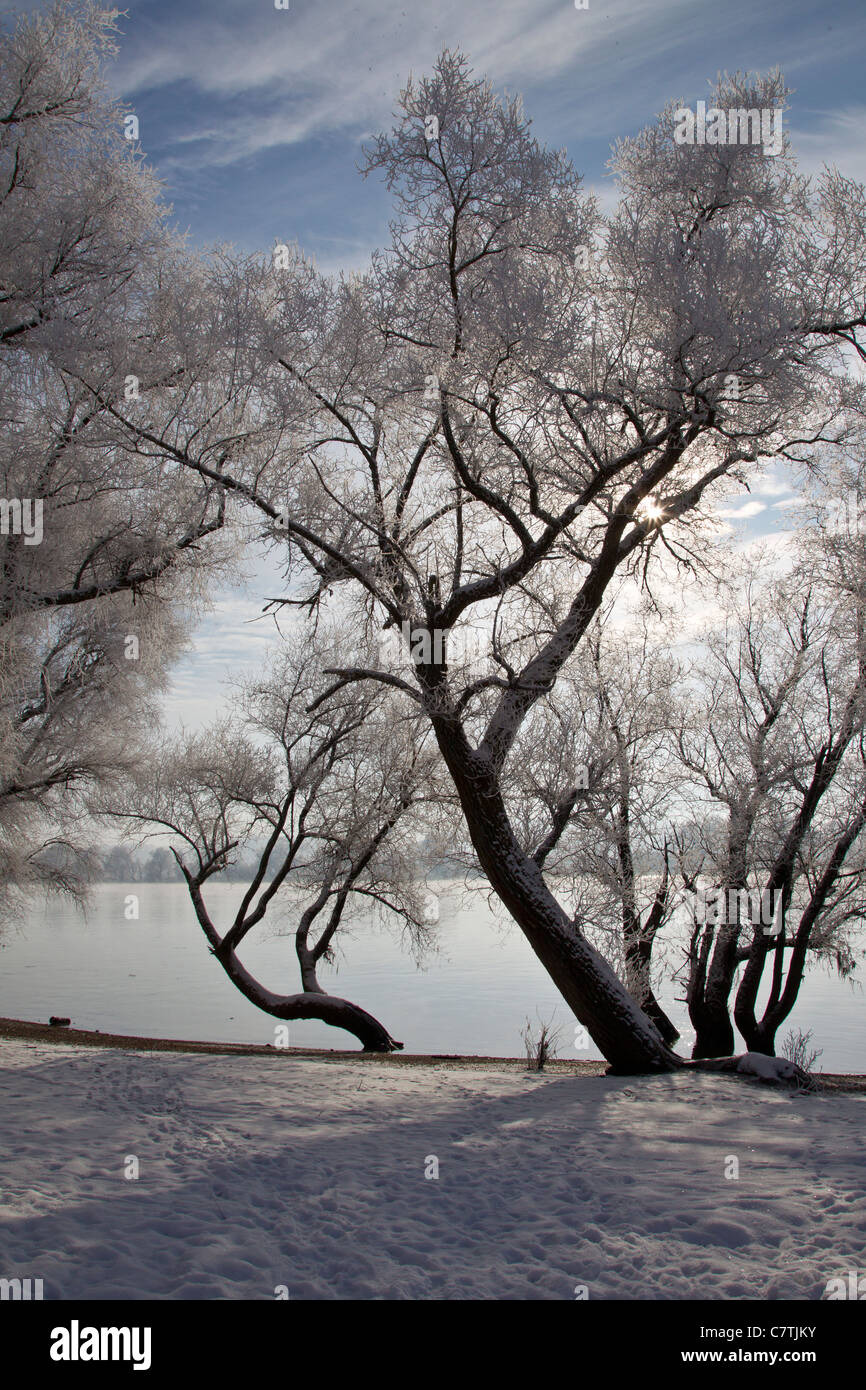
xmin=92 ymin=846 xmax=264 ymax=884
xmin=80 ymin=845 xmax=473 ymax=885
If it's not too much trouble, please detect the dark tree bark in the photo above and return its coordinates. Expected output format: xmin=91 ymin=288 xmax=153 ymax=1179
xmin=687 ymin=817 xmax=752 ymax=1058
xmin=735 ymin=790 xmax=866 ymax=1054
xmin=623 ymin=913 xmax=680 ymax=1046
xmin=427 ymin=707 xmax=680 ymax=1073
xmin=688 ymin=918 xmax=741 ymax=1059
xmin=212 ymin=941 xmax=403 ymax=1051
xmin=184 ymin=871 xmax=404 ymax=1052
xmin=619 ymin=836 xmax=680 ymax=1046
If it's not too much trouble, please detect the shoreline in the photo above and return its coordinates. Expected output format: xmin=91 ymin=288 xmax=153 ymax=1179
xmin=2 ymin=1015 xmax=865 ymax=1089
xmin=0 ymin=1015 xmax=605 ymax=1072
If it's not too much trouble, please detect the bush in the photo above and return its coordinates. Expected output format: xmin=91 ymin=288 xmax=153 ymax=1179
xmin=521 ymin=1014 xmax=561 ymax=1072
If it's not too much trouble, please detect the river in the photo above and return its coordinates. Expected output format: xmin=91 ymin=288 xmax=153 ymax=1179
xmin=0 ymin=882 xmax=862 ymax=1069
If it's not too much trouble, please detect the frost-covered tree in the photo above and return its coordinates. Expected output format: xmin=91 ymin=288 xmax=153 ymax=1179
xmin=0 ymin=3 xmax=250 ymax=906
xmin=505 ymin=615 xmax=682 ymax=1044
xmin=99 ymin=627 xmax=442 ymax=1050
xmin=676 ymin=494 xmax=866 ymax=1058
xmin=0 ymin=596 xmax=187 ymax=907
xmin=96 ymin=51 xmax=866 ymax=1071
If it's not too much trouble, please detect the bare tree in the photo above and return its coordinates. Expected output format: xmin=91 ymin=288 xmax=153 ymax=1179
xmin=676 ymin=500 xmax=866 ymax=1057
xmin=0 ymin=4 xmax=262 ymax=905
xmin=507 ymin=612 xmax=681 ymax=1042
xmin=0 ymin=1 xmax=230 ymax=614
xmin=99 ymin=626 xmax=442 ymax=1050
xmin=76 ymin=51 xmax=866 ymax=1070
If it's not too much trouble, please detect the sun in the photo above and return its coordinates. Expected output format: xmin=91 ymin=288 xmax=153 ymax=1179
xmin=638 ymin=499 xmax=665 ymax=524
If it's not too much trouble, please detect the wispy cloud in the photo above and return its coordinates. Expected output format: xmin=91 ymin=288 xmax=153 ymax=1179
xmin=789 ymin=105 xmax=866 ymax=184
xmin=114 ymin=0 xmax=832 ymax=169
xmin=715 ymin=501 xmax=769 ymax=520
xmin=115 ymin=0 xmax=606 ymax=167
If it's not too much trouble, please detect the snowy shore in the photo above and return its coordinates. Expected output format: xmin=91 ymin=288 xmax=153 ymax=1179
xmin=1 ymin=1040 xmax=864 ymax=1300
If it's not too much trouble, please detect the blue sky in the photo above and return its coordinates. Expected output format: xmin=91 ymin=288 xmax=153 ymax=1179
xmin=82 ymin=0 xmax=866 ymax=726
xmin=106 ymin=0 xmax=866 ymax=265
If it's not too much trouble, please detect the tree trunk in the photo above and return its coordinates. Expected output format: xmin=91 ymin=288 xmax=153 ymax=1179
xmin=213 ymin=942 xmax=403 ymax=1052
xmin=431 ymin=719 xmax=679 ymax=1073
xmin=691 ymin=1010 xmax=737 ymax=1059
xmin=623 ymin=925 xmax=680 ymax=1045
xmin=735 ymin=927 xmax=799 ymax=1057
xmin=738 ymin=1021 xmax=777 ymax=1055
xmin=616 ymin=803 xmax=680 ymax=1045
xmin=689 ymin=906 xmax=741 ymax=1058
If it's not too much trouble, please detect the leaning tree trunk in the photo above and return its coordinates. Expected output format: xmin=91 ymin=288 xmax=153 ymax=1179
xmin=209 ymin=945 xmax=403 ymax=1050
xmin=184 ymin=872 xmax=403 ymax=1051
xmin=210 ymin=941 xmax=403 ymax=1052
xmin=430 ymin=717 xmax=680 ymax=1073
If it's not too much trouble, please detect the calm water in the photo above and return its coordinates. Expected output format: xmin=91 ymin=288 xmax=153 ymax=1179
xmin=0 ymin=882 xmax=863 ymax=1069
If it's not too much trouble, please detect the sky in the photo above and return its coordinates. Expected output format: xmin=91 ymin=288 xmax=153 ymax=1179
xmin=104 ymin=0 xmax=866 ymax=263
xmin=67 ymin=0 xmax=866 ymax=729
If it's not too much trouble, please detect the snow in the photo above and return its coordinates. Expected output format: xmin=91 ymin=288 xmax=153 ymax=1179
xmin=1 ymin=1041 xmax=864 ymax=1300
xmin=736 ymin=1052 xmax=800 ymax=1083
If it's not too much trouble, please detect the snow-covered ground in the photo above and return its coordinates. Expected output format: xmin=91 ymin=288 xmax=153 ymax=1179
xmin=1 ymin=1041 xmax=864 ymax=1300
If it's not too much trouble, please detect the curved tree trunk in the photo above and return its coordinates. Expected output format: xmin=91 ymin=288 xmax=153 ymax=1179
xmin=621 ymin=848 xmax=679 ymax=1046
xmin=213 ymin=943 xmax=404 ymax=1051
xmin=735 ymin=797 xmax=866 ymax=1056
xmin=182 ymin=869 xmax=404 ymax=1051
